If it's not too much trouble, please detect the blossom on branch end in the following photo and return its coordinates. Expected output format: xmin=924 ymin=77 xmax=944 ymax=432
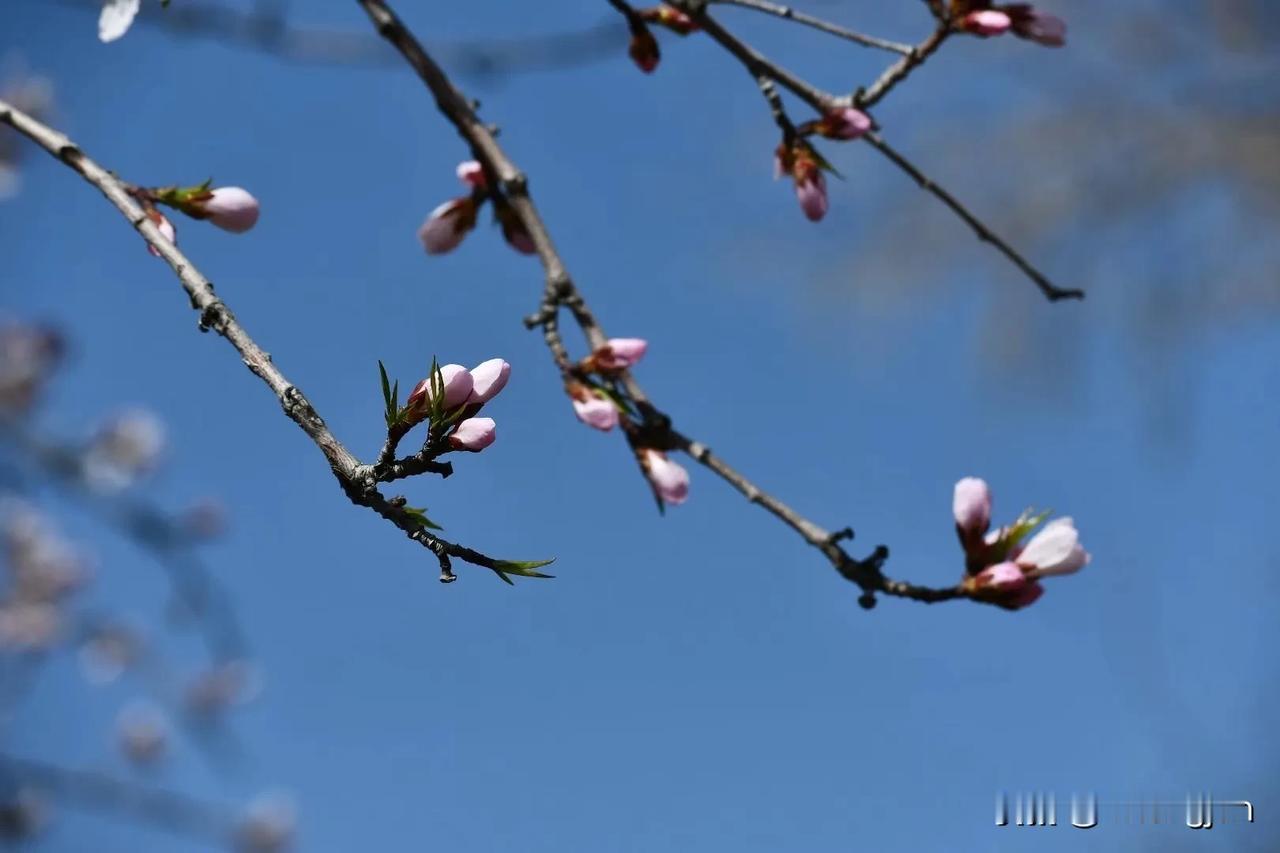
xmin=641 ymin=448 xmax=689 ymax=506
xmin=952 ymin=477 xmax=1090 ymax=609
xmin=418 ymin=197 xmax=478 ymax=255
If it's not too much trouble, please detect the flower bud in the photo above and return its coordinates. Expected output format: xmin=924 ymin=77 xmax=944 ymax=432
xmin=794 ymin=161 xmax=828 ymax=222
xmin=405 ymin=363 xmax=474 ymax=420
xmin=569 ymin=384 xmax=619 ymax=431
xmin=418 ymin=197 xmax=478 ymax=255
xmin=966 ymin=561 xmax=1026 ymax=593
xmin=641 ymin=449 xmax=689 ymax=506
xmin=814 ymin=107 xmax=872 ymax=141
xmin=1017 ymin=517 xmax=1089 ymax=578
xmin=449 ymin=417 xmax=496 ymax=451
xmin=961 ymin=9 xmax=1012 ymax=36
xmin=952 ymin=477 xmax=992 ymax=542
xmin=467 ymin=358 xmax=510 ymax=404
xmin=587 ymin=338 xmax=648 ymax=372
xmin=1004 ymin=4 xmax=1066 ymax=46
xmin=999 ymin=580 xmax=1044 ymax=610
xmin=628 ymin=23 xmax=661 ymax=73
xmin=196 ymin=187 xmax=260 ymax=233
xmin=456 ymin=160 xmax=486 ymax=188
xmin=146 ymin=209 xmax=176 ymax=258
xmin=497 ymin=206 xmax=537 ymax=255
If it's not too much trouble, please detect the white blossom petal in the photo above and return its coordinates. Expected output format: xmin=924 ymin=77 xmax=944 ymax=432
xmin=99 ymin=0 xmax=141 ymax=43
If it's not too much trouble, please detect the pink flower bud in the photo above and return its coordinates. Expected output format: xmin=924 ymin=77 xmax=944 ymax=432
xmin=794 ymin=163 xmax=828 ymax=222
xmin=497 ymin=206 xmax=537 ymax=255
xmin=467 ymin=358 xmax=510 ymax=404
xmin=816 ymin=107 xmax=872 ymax=141
xmin=418 ymin=198 xmax=478 ymax=255
xmin=456 ymin=160 xmax=486 ymax=188
xmin=961 ymin=9 xmax=1012 ymax=36
xmin=199 ymin=187 xmax=260 ymax=233
xmin=1017 ymin=517 xmax=1089 ymax=578
xmin=146 ymin=210 xmax=176 ymax=257
xmin=1000 ymin=580 xmax=1044 ymax=610
xmin=628 ymin=24 xmax=660 ymax=73
xmin=1004 ymin=4 xmax=1066 ymax=46
xmin=589 ymin=338 xmax=648 ymax=372
xmin=953 ymin=477 xmax=992 ymax=540
xmin=405 ymin=363 xmax=474 ymax=419
xmin=969 ymin=561 xmax=1026 ymax=593
xmin=570 ymin=388 xmax=619 ymax=431
xmin=642 ymin=449 xmax=689 ymax=505
xmin=449 ymin=417 xmax=496 ymax=451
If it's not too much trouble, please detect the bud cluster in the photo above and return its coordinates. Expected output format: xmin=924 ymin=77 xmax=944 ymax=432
xmin=394 ymin=357 xmax=511 ymax=453
xmin=952 ymin=477 xmax=1090 ymax=609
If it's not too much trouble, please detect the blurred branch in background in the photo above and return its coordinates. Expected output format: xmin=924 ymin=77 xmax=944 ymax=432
xmin=0 ymin=320 xmax=291 ymax=848
xmin=44 ymin=0 xmax=625 ymax=76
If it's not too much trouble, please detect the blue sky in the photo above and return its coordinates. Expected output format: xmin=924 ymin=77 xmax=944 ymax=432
xmin=3 ymin=1 xmax=1278 ymax=850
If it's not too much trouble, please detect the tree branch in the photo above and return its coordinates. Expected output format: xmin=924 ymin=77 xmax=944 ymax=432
xmin=0 ymin=99 xmax=547 ymax=585
xmin=357 ymin=0 xmax=971 ymax=607
xmin=664 ymin=0 xmax=1083 ymax=302
xmin=709 ymin=0 xmax=914 ymax=56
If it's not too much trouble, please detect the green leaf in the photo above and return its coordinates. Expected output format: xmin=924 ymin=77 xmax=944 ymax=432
xmin=402 ymin=505 xmax=444 ymax=531
xmin=488 ymin=558 xmax=555 ymax=581
xmin=378 ymin=360 xmax=402 ymax=429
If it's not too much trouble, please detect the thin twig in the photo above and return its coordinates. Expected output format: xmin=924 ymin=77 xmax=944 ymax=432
xmin=357 ymin=0 xmax=970 ymax=606
xmin=863 ymin=132 xmax=1085 ymax=301
xmin=710 ymin=0 xmax=914 ymax=55
xmin=854 ymin=26 xmax=950 ymax=108
xmin=1 ymin=754 xmax=236 ymax=843
xmin=663 ymin=1 xmax=1081 ymax=302
xmin=0 ymin=99 xmax=548 ymax=583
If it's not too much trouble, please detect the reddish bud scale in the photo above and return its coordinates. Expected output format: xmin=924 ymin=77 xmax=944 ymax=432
xmin=628 ymin=24 xmax=660 ymax=73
